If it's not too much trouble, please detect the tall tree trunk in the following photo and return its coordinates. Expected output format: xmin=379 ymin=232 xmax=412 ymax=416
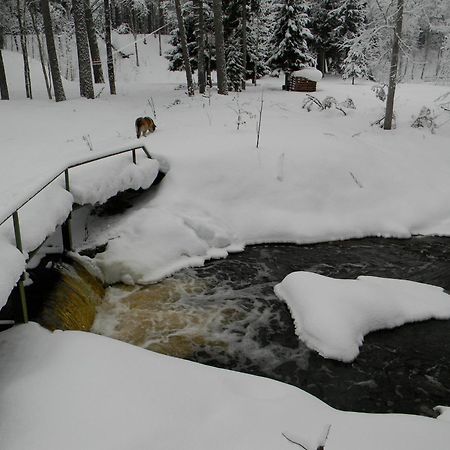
xmin=17 ymin=0 xmax=32 ymax=99
xmin=104 ymin=0 xmax=116 ymax=94
xmin=72 ymin=0 xmax=95 ymax=98
xmin=196 ymin=0 xmax=206 ymax=94
xmin=84 ymin=0 xmax=104 ymax=83
xmin=420 ymin=29 xmax=430 ymax=80
xmin=131 ymin=10 xmax=140 ymax=67
xmin=384 ymin=0 xmax=404 ymax=131
xmin=241 ymin=0 xmax=247 ymax=90
xmin=0 ymin=26 xmax=9 ymax=100
xmin=174 ymin=0 xmax=194 ymax=96
xmin=158 ymin=0 xmax=163 ymax=56
xmin=29 ymin=8 xmax=52 ymax=99
xmin=40 ymin=0 xmax=66 ymax=101
xmin=212 ymin=0 xmax=227 ymax=95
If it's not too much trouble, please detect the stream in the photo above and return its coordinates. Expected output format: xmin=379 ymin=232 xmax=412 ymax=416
xmin=91 ymin=236 xmax=450 ymax=417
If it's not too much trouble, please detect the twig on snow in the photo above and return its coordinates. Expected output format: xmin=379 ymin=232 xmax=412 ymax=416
xmin=349 ymin=171 xmax=363 ymax=188
xmin=281 ymin=432 xmax=309 ymax=450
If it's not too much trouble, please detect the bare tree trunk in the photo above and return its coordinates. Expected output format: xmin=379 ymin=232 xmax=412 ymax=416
xmin=104 ymin=0 xmax=116 ymax=94
xmin=131 ymin=10 xmax=140 ymax=67
xmin=384 ymin=0 xmax=404 ymax=131
xmin=174 ymin=0 xmax=194 ymax=96
xmin=40 ymin=0 xmax=65 ymax=101
xmin=196 ymin=0 xmax=206 ymax=94
xmin=17 ymin=0 xmax=32 ymax=99
xmin=0 ymin=28 xmax=9 ymax=100
xmin=212 ymin=0 xmax=227 ymax=95
xmin=420 ymin=29 xmax=430 ymax=80
xmin=158 ymin=0 xmax=163 ymax=56
xmin=84 ymin=0 xmax=104 ymax=83
xmin=72 ymin=0 xmax=95 ymax=98
xmin=29 ymin=8 xmax=52 ymax=99
xmin=241 ymin=0 xmax=247 ymax=90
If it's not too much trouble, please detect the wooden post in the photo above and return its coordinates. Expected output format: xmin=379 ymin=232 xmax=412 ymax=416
xmin=61 ymin=169 xmax=73 ymax=252
xmin=132 ymin=149 xmax=137 ymax=164
xmin=12 ymin=211 xmax=28 ymax=323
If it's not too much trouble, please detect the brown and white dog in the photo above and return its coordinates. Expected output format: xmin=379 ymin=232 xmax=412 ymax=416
xmin=135 ymin=117 xmax=156 ymax=138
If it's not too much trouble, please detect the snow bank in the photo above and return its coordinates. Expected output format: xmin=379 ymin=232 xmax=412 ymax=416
xmin=274 ymin=272 xmax=450 ymax=362
xmin=94 ymin=207 xmax=239 ymax=284
xmin=70 ymin=153 xmax=159 ymax=205
xmin=0 ymin=323 xmax=449 ymax=450
xmin=435 ymin=406 xmax=450 ymax=422
xmin=292 ymin=68 xmax=323 ymax=82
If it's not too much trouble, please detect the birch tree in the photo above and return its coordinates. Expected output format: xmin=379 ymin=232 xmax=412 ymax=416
xmin=383 ymin=0 xmax=404 ymax=130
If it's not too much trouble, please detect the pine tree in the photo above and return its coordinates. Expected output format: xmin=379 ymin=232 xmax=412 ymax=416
xmin=309 ymin=0 xmax=340 ymax=73
xmin=332 ymin=0 xmax=366 ymax=42
xmin=341 ymin=37 xmax=369 ymax=84
xmin=268 ymin=0 xmax=315 ymax=89
xmin=226 ymin=31 xmax=243 ymax=91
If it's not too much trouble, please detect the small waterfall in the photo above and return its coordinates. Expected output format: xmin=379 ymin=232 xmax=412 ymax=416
xmin=37 ymin=259 xmax=105 ymax=331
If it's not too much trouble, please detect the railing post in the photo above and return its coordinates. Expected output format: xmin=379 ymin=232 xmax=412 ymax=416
xmin=12 ymin=211 xmax=28 ymax=323
xmin=61 ymin=169 xmax=73 ymax=252
xmin=132 ymin=149 xmax=137 ymax=164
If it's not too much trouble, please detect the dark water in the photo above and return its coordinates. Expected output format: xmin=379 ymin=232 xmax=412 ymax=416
xmin=168 ymin=238 xmax=450 ymax=417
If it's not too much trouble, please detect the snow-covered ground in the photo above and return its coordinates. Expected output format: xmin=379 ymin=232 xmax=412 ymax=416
xmin=1 ymin=35 xmax=450 ymax=448
xmin=274 ymin=272 xmax=450 ymax=362
xmin=1 ymin=323 xmax=450 ymax=450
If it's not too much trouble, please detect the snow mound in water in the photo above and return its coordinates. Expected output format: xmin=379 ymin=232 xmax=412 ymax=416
xmin=274 ymin=272 xmax=450 ymax=362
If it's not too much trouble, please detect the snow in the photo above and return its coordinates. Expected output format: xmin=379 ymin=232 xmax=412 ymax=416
xmin=274 ymin=272 xmax=450 ymax=362
xmin=292 ymin=67 xmax=323 ymax=81
xmin=1 ymin=34 xmax=450 ymax=448
xmin=435 ymin=406 xmax=450 ymax=422
xmin=0 ymin=323 xmax=449 ymax=450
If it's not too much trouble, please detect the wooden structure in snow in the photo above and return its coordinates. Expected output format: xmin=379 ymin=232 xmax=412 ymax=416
xmin=288 ymin=68 xmax=323 ymax=92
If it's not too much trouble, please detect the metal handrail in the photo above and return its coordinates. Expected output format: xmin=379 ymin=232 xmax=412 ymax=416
xmin=1 ymin=144 xmax=152 ymax=323
xmin=0 ymin=144 xmax=151 ymax=227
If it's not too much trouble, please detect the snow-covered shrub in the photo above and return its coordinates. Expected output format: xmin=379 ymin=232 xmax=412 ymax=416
xmin=411 ymin=107 xmax=437 ymax=133
xmin=302 ymin=95 xmax=356 ymax=116
xmin=115 ymin=23 xmax=132 ymax=34
xmin=340 ymin=97 xmax=356 ymax=110
xmin=372 ymin=84 xmax=386 ymax=102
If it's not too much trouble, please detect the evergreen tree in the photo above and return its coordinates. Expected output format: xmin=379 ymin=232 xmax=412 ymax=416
xmin=332 ymin=0 xmax=366 ymax=42
xmin=309 ymin=0 xmax=340 ymax=73
xmin=341 ymin=37 xmax=369 ymax=84
xmin=268 ymin=0 xmax=315 ymax=89
xmin=226 ymin=30 xmax=243 ymax=90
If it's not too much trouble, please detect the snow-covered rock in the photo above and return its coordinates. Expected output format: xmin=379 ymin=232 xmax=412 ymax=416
xmin=274 ymin=272 xmax=450 ymax=362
